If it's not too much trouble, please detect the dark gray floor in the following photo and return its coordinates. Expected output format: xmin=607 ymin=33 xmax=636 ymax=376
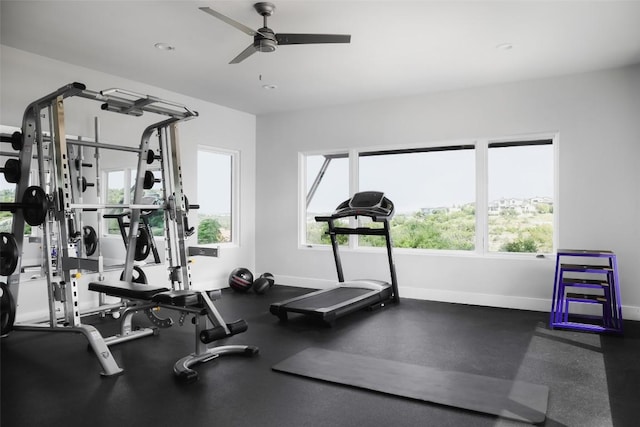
xmin=2 ymin=285 xmax=639 ymax=427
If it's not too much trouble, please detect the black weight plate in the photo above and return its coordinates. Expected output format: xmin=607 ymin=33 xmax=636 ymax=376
xmin=1 ymin=282 xmax=16 ymax=336
xmin=83 ymin=225 xmax=98 ymax=256
xmin=134 ymin=227 xmax=151 ymax=261
xmin=22 ymin=186 xmax=47 ymax=226
xmin=0 ymin=233 xmax=19 ymax=276
xmin=3 ymin=158 xmax=21 ymax=183
xmin=120 ymin=266 xmax=147 ymax=284
xmin=143 ymin=170 xmax=155 ymax=190
xmin=11 ymin=131 xmax=23 ymax=151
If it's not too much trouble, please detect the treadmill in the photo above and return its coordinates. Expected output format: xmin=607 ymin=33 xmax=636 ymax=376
xmin=270 ymin=191 xmax=399 ymax=325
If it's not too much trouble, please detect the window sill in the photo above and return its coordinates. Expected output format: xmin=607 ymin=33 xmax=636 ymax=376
xmin=299 ymin=243 xmax=553 ymax=261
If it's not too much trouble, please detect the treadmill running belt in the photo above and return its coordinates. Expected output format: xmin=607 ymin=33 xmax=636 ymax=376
xmin=273 ymin=347 xmax=548 ymax=424
xmin=283 ymin=287 xmax=375 ymax=311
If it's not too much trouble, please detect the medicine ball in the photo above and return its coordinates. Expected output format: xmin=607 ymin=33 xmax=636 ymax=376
xmin=229 ymin=267 xmax=253 ymax=292
xmin=261 ymin=272 xmax=275 ymax=286
xmin=253 ymin=272 xmax=275 ymax=295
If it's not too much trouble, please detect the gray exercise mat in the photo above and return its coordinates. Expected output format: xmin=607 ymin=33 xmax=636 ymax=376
xmin=272 ymin=347 xmax=548 ymax=424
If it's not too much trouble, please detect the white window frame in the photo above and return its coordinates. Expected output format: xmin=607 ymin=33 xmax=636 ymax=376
xmin=195 ymin=146 xmax=239 ymax=247
xmin=299 ymin=132 xmax=558 ymax=257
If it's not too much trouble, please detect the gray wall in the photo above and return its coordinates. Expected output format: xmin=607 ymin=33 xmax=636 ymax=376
xmin=256 ymin=64 xmax=640 ymax=319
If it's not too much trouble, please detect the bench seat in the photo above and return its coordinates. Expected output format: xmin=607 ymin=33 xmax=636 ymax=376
xmin=88 ymin=280 xmax=169 ymax=300
xmin=152 ymin=290 xmax=200 ymax=306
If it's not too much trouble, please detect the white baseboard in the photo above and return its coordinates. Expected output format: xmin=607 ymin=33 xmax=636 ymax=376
xmin=275 ymin=274 xmax=640 ymax=321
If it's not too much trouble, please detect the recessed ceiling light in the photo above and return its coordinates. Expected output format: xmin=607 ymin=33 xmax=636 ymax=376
xmin=262 ymin=84 xmax=278 ymax=90
xmin=496 ymin=43 xmax=513 ymax=50
xmin=154 ymin=42 xmax=175 ymax=51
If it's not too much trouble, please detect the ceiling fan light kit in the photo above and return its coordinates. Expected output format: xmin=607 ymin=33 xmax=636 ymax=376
xmin=200 ymin=2 xmax=351 ymax=64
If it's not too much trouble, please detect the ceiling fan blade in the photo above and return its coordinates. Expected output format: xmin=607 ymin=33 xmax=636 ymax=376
xmin=199 ymin=6 xmax=265 ymax=37
xmin=275 ymin=34 xmax=351 ymax=45
xmin=229 ymin=44 xmax=258 ymax=64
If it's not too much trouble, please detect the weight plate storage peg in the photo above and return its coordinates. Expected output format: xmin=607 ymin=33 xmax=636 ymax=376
xmin=78 ymin=176 xmax=95 ymax=193
xmin=0 ymin=233 xmax=20 ymax=276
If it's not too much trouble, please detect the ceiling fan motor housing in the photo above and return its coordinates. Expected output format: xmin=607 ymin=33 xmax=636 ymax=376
xmin=255 ymin=27 xmax=277 ymax=52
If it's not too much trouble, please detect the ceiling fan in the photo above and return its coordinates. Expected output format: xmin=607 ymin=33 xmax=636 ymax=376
xmin=199 ymin=2 xmax=351 ymax=64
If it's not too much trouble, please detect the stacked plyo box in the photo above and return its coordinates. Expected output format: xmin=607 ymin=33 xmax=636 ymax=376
xmin=549 ymin=250 xmax=623 ymax=334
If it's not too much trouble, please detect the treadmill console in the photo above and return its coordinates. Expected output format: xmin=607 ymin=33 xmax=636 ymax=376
xmin=349 ymin=191 xmax=385 ymax=209
xmin=330 ymin=191 xmax=394 ymax=220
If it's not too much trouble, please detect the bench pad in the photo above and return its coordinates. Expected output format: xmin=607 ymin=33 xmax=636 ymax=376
xmin=152 ymin=290 xmax=200 ymax=306
xmin=88 ymin=280 xmax=169 ymax=300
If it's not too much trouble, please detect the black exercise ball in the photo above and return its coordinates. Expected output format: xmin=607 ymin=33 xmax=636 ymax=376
xmin=229 ymin=268 xmax=254 ymax=292
xmin=252 ymin=277 xmax=271 ymax=295
xmin=253 ymin=272 xmax=275 ymax=295
xmin=261 ymin=272 xmax=275 ymax=287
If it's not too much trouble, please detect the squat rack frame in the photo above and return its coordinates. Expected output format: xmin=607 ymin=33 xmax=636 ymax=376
xmin=6 ymin=82 xmax=198 ymax=376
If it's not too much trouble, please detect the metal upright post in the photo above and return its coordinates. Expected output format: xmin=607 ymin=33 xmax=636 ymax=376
xmin=168 ymin=123 xmax=191 ymax=289
xmin=51 ymin=96 xmax=82 ymax=327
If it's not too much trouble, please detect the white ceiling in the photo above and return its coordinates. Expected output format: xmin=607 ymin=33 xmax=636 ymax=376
xmin=2 ymin=1 xmax=640 ymax=115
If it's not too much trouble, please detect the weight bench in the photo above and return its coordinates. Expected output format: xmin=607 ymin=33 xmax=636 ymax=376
xmin=88 ymin=280 xmax=259 ymax=382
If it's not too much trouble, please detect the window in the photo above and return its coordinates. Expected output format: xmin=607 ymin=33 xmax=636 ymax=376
xmin=487 ymin=140 xmax=554 ymax=253
xmin=196 ymin=147 xmax=236 ymax=245
xmin=304 ymin=153 xmax=349 ymax=245
xmin=358 ymin=146 xmax=476 ymax=250
xmin=301 ymin=135 xmax=556 ymax=255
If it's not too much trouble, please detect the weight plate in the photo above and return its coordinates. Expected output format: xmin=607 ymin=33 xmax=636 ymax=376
xmin=22 ymin=186 xmax=47 ymax=226
xmin=0 ymin=233 xmax=19 ymax=276
xmin=134 ymin=227 xmax=151 ymax=261
xmin=143 ymin=170 xmax=155 ymax=190
xmin=1 ymin=282 xmax=16 ymax=336
xmin=83 ymin=225 xmax=98 ymax=256
xmin=11 ymin=131 xmax=23 ymax=151
xmin=120 ymin=265 xmax=147 ymax=284
xmin=3 ymin=158 xmax=21 ymax=183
